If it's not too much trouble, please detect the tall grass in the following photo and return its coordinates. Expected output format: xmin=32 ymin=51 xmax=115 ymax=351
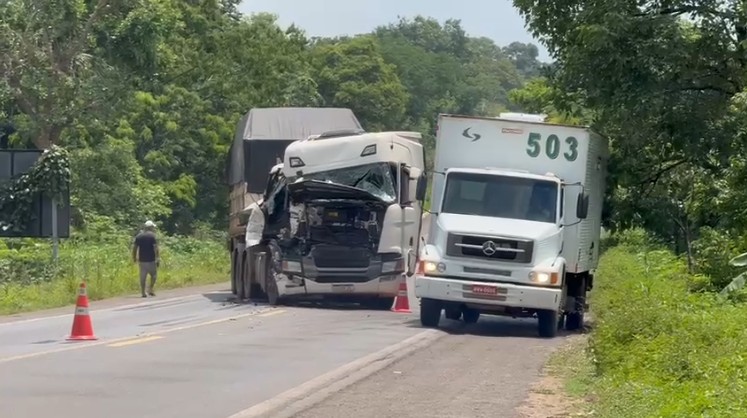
xmin=0 ymin=235 xmax=228 ymax=315
xmin=575 ymin=232 xmax=747 ymax=417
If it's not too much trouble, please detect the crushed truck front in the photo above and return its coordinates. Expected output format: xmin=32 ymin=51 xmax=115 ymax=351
xmin=246 ymin=130 xmax=427 ymax=308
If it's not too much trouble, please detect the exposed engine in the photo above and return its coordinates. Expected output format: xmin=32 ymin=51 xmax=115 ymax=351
xmin=291 ymin=200 xmax=386 ymax=252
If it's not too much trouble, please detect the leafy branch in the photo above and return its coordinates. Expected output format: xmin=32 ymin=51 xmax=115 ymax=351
xmin=0 ymin=146 xmax=71 ymax=233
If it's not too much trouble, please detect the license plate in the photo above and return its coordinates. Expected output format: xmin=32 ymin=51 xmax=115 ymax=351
xmin=471 ymin=285 xmax=499 ymax=295
xmin=332 ymin=284 xmax=355 ymax=293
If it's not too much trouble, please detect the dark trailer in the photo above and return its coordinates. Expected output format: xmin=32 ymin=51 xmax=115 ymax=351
xmin=227 ymin=107 xmax=362 ymax=235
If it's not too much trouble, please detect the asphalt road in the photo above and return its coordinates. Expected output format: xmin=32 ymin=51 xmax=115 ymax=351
xmin=0 ymin=287 xmax=425 ymax=418
xmin=0 ymin=214 xmax=570 ymax=418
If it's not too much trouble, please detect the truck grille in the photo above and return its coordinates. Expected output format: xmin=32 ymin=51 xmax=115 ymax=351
xmin=446 ymin=233 xmax=533 ymax=264
xmin=311 ymin=245 xmax=371 ymax=268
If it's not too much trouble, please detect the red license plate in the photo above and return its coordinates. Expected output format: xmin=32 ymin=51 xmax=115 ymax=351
xmin=471 ymin=285 xmax=498 ymax=295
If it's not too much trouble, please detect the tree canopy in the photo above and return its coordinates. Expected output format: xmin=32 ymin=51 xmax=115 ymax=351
xmin=511 ymin=0 xmax=747 ymax=274
xmin=0 ymin=5 xmax=541 ymax=235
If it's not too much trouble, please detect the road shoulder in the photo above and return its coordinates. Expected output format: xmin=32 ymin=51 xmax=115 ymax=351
xmin=515 ymin=334 xmax=591 ymax=418
xmin=292 ymin=317 xmax=571 ymax=418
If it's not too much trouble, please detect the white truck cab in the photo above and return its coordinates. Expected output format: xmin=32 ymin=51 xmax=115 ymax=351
xmin=415 ymin=113 xmax=608 ymax=337
xmin=244 ymin=129 xmax=428 ymax=309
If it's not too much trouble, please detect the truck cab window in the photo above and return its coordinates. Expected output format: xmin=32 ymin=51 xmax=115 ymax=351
xmin=442 ymin=172 xmax=558 ymax=223
xmin=302 ymin=162 xmax=397 ymax=203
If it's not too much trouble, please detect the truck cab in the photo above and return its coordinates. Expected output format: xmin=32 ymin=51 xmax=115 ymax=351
xmin=415 ymin=113 xmax=607 ymax=337
xmin=244 ymin=129 xmax=428 ymax=309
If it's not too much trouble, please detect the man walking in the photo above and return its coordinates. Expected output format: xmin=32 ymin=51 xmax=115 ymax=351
xmin=132 ymin=220 xmax=160 ymax=298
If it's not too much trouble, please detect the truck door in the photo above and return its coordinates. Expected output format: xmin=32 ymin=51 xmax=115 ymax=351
xmin=399 ymin=164 xmax=426 ymax=276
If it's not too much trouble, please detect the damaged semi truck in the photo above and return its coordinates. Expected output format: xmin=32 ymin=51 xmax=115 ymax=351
xmin=227 ymin=107 xmax=364 ymax=299
xmin=242 ymin=129 xmax=428 ymax=308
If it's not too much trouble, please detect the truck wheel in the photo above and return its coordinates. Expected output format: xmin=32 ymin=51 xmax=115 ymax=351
xmin=444 ymin=306 xmax=462 ymax=320
xmin=230 ymin=251 xmax=238 ymax=295
xmin=565 ymin=311 xmax=585 ymax=331
xmin=265 ymin=275 xmax=280 ymax=306
xmin=462 ymin=308 xmax=480 ymax=324
xmin=420 ymin=298 xmax=442 ymax=328
xmin=236 ymin=253 xmax=247 ymax=301
xmin=537 ymin=310 xmax=559 ymax=338
xmin=566 ymin=277 xmax=587 ymax=331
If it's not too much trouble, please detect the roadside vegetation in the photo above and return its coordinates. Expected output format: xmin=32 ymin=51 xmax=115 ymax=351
xmin=548 ymin=229 xmax=747 ymax=417
xmin=0 ymin=232 xmax=227 ymax=315
xmin=504 ymin=1 xmax=747 ymax=414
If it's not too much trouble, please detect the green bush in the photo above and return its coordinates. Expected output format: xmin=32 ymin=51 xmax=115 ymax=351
xmin=0 ymin=233 xmax=229 ymax=315
xmin=691 ymin=227 xmax=744 ymax=290
xmin=587 ymin=244 xmax=747 ymax=417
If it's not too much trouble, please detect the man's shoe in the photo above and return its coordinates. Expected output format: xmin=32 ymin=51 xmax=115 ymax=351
xmin=141 ymin=293 xmax=147 ymax=298
xmin=148 ymin=291 xmax=156 ymax=297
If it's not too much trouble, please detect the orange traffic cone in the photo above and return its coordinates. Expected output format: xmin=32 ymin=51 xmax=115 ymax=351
xmin=67 ymin=282 xmax=97 ymax=341
xmin=391 ymin=279 xmax=411 ymax=313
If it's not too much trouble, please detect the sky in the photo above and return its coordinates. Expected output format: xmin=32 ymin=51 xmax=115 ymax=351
xmin=238 ymin=0 xmax=551 ymax=61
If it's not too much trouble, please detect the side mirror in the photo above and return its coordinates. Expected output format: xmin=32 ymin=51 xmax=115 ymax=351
xmin=415 ymin=174 xmax=428 ymax=202
xmin=576 ymin=191 xmax=589 ymax=219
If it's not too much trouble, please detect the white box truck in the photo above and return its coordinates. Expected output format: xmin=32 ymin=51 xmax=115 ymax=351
xmin=414 ymin=113 xmax=608 ymax=337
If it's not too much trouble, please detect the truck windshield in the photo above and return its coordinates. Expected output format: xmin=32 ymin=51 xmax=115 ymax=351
xmin=300 ymin=162 xmax=397 ymax=202
xmin=441 ymin=172 xmax=558 ymax=223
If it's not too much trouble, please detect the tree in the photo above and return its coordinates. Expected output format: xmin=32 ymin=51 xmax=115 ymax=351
xmin=511 ymin=0 xmax=747 ymax=243
xmin=0 ymin=0 xmax=179 ymax=149
xmin=502 ymin=41 xmax=542 ymax=78
xmin=310 ymin=36 xmax=409 ymax=131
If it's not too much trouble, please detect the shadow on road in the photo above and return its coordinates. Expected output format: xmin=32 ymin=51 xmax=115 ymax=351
xmin=202 ymin=291 xmax=403 ymax=314
xmin=201 ymin=291 xmax=236 ymax=304
xmin=402 ymin=313 xmax=591 ymax=340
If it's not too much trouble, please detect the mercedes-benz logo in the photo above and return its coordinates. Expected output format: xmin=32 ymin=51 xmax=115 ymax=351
xmin=482 ymin=240 xmax=498 ymax=256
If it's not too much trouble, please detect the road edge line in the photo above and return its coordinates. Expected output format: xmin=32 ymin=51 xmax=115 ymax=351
xmin=227 ymin=328 xmax=445 ymax=418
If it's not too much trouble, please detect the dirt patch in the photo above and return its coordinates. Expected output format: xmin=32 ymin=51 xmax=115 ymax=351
xmin=515 ymin=334 xmax=590 ymax=418
xmin=515 ymin=370 xmax=577 ymax=418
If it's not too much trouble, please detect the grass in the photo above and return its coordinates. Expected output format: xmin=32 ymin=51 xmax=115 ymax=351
xmin=550 ymin=240 xmax=747 ymax=417
xmin=0 ymin=235 xmax=229 ymax=315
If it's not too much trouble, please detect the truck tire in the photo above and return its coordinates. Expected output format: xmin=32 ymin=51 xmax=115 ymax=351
xmin=230 ymin=250 xmax=238 ymax=295
xmin=265 ymin=276 xmax=280 ymax=306
xmin=565 ymin=276 xmax=587 ymax=331
xmin=236 ymin=253 xmax=247 ymax=301
xmin=462 ymin=308 xmax=480 ymax=324
xmin=537 ymin=310 xmax=559 ymax=338
xmin=420 ymin=298 xmax=442 ymax=328
xmin=565 ymin=310 xmax=585 ymax=331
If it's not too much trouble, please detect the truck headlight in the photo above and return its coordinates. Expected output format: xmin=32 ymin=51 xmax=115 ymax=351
xmin=529 ymin=271 xmax=561 ymax=286
xmin=420 ymin=261 xmax=446 ymax=275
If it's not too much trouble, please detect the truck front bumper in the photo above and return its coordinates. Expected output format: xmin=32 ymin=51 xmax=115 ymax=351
xmin=302 ymin=275 xmax=401 ymax=297
xmin=414 ymin=275 xmax=562 ymax=312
